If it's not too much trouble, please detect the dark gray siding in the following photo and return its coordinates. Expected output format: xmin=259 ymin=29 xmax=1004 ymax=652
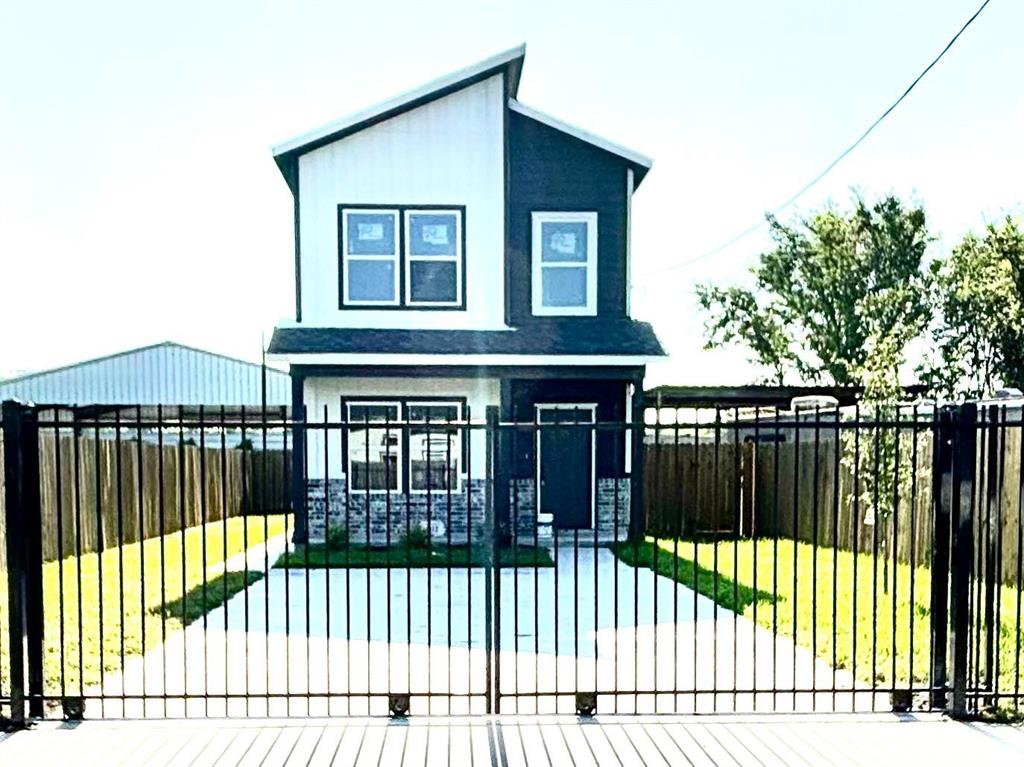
xmin=506 ymin=110 xmax=629 ymax=325
xmin=503 ymin=378 xmax=630 ymax=479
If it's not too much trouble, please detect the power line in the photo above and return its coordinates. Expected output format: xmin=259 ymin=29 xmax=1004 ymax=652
xmin=637 ymin=0 xmax=993 ymax=280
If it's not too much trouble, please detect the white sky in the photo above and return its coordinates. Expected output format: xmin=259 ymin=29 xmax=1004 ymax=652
xmin=1 ymin=0 xmax=1020 ymax=385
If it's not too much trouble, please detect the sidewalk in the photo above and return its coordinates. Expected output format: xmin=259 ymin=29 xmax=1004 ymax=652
xmin=1 ymin=713 xmax=1022 ymax=766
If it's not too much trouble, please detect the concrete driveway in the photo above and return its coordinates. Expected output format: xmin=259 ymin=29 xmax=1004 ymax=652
xmin=92 ymin=547 xmax=872 ymax=718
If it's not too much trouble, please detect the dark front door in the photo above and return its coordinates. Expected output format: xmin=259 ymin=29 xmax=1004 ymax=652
xmin=537 ymin=405 xmax=594 ymax=529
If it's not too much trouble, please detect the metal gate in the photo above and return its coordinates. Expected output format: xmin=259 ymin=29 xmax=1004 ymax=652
xmin=2 ymin=398 xmax=1023 ymax=722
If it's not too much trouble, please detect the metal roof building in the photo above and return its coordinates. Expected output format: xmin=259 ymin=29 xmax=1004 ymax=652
xmin=0 ymin=341 xmax=291 ymax=407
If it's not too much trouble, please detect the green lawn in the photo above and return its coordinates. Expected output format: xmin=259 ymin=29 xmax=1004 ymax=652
xmin=277 ymin=543 xmax=554 ymax=568
xmin=616 ymin=537 xmax=1024 ymax=693
xmin=1 ymin=514 xmax=288 ymax=696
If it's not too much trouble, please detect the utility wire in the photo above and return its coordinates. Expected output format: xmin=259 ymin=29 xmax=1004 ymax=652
xmin=637 ymin=0 xmax=993 ymax=280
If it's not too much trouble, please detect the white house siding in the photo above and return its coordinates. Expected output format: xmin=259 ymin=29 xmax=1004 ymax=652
xmin=301 ymin=376 xmax=499 ymax=544
xmin=0 ymin=343 xmax=290 ymax=406
xmin=296 ymin=74 xmax=506 ymax=330
xmin=302 ymin=376 xmax=498 ymax=479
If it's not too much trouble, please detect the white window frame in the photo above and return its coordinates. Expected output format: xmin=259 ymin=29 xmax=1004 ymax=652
xmin=407 ymin=400 xmax=463 ymax=494
xmin=345 ymin=400 xmax=402 ymax=494
xmin=531 ymin=211 xmax=598 ymax=316
xmin=534 ymin=403 xmax=597 ymax=527
xmin=404 ymin=209 xmax=463 ymax=307
xmin=341 ymin=208 xmax=400 ymax=307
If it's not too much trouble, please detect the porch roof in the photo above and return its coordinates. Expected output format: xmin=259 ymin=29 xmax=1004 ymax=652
xmin=268 ymin=320 xmax=665 ymax=359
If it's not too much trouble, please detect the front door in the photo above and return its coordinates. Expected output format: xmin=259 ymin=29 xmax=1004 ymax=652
xmin=536 ymin=404 xmax=595 ymax=529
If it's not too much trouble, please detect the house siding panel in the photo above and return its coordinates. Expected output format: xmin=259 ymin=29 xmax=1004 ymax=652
xmin=507 ymin=110 xmax=629 ymax=326
xmin=301 ymin=376 xmax=500 ymax=481
xmin=297 ymin=75 xmax=506 ymax=330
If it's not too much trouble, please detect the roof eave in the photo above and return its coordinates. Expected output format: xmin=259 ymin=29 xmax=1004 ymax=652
xmin=507 ymin=99 xmax=653 ymax=186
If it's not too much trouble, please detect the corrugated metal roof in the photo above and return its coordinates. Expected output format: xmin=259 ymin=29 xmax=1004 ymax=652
xmin=0 ymin=341 xmax=291 ymax=406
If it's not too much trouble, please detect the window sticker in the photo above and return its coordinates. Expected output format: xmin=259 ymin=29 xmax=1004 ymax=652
xmin=550 ymin=231 xmax=578 ymax=254
xmin=357 ymin=222 xmax=384 ymax=241
xmin=421 ymin=224 xmax=450 ymax=246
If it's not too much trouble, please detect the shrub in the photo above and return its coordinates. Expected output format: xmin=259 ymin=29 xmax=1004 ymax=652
xmin=325 ymin=524 xmax=348 ymax=551
xmin=400 ymin=523 xmax=430 ymax=550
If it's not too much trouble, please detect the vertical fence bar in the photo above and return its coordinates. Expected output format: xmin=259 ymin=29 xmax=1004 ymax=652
xmin=92 ymin=416 xmax=104 ymax=719
xmin=983 ymin=404 xmax=999 ymax=702
xmin=930 ymin=407 xmax=954 ymax=709
xmin=908 ymin=406 xmax=920 ymax=699
xmin=629 ymin=383 xmax=645 ymax=543
xmin=55 ymin=414 xmax=67 ymax=708
xmin=950 ymin=403 xmax=977 ymax=717
xmin=484 ymin=406 xmax=498 ymax=714
xmin=20 ymin=407 xmax=43 ymax=718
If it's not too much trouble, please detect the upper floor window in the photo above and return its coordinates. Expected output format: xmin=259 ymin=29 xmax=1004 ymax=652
xmin=340 ymin=206 xmax=464 ymax=309
xmin=342 ymin=209 xmax=400 ymax=305
xmin=531 ymin=211 xmax=597 ymax=316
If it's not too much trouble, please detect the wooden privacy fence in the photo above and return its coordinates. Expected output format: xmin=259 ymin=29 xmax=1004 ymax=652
xmin=750 ymin=429 xmax=935 ymax=569
xmin=1 ymin=435 xmax=289 ymax=564
xmin=644 ymin=420 xmax=1024 ymax=586
xmin=644 ymin=440 xmax=742 ymax=537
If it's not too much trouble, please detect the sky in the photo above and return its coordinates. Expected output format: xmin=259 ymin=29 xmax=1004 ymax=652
xmin=1 ymin=0 xmax=1021 ymax=386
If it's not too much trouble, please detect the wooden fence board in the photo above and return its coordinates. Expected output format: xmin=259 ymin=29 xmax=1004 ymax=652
xmin=643 ymin=425 xmax=1022 ymax=585
xmin=1 ymin=435 xmax=288 ymax=564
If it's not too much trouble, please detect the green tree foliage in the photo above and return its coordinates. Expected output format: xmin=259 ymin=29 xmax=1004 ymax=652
xmin=697 ymin=196 xmax=935 ymax=591
xmin=696 ymin=195 xmax=933 ymax=388
xmin=922 ymin=217 xmax=1024 ymax=398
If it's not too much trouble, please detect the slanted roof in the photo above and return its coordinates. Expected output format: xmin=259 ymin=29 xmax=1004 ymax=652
xmin=508 ymin=99 xmax=653 ymax=184
xmin=644 ymin=384 xmax=930 ymax=408
xmin=271 ymin=44 xmax=527 ymax=192
xmin=0 ymin=341 xmax=292 ymax=406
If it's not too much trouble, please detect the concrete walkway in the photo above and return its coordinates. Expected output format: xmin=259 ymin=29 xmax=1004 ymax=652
xmin=1 ymin=714 xmax=1022 ymax=766
xmin=87 ymin=547 xmax=879 ymax=718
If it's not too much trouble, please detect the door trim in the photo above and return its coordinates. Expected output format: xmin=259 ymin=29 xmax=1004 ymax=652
xmin=535 ymin=403 xmax=597 ymax=528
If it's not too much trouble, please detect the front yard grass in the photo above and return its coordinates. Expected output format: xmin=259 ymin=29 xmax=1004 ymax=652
xmin=1 ymin=514 xmax=288 ymax=697
xmin=277 ymin=543 xmax=554 ymax=568
xmin=616 ymin=537 xmax=1024 ymax=693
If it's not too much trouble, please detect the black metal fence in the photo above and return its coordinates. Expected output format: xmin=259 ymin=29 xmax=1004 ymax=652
xmin=1 ymin=398 xmax=1022 ymax=722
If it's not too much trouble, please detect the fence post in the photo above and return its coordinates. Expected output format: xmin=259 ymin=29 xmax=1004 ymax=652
xmin=2 ymin=400 xmax=44 ymax=725
xmin=949 ymin=403 xmax=977 ymax=717
xmin=19 ymin=407 xmax=43 ymax=718
xmin=929 ymin=407 xmax=954 ymax=709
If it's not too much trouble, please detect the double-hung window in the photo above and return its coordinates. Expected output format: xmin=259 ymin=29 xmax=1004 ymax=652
xmin=531 ymin=211 xmax=597 ymax=316
xmin=405 ymin=210 xmax=461 ymax=306
xmin=341 ymin=209 xmax=400 ymax=305
xmin=340 ymin=205 xmax=464 ymax=308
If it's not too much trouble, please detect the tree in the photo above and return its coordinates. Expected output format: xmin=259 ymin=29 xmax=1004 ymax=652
xmin=698 ymin=195 xmax=935 ymax=592
xmin=696 ymin=195 xmax=933 ymax=388
xmin=922 ymin=217 xmax=1024 ymax=398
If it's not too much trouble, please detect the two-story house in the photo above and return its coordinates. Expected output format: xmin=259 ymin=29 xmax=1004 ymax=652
xmin=267 ymin=44 xmax=665 ymax=545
